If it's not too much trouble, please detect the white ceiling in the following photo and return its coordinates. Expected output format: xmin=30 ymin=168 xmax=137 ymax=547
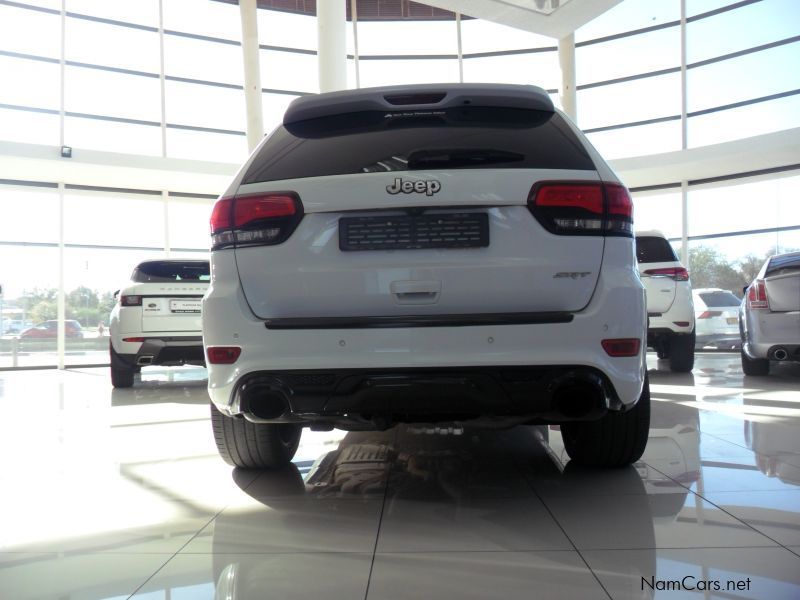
xmin=424 ymin=0 xmax=623 ymax=39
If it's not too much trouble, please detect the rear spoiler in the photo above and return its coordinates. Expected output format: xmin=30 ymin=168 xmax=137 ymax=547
xmin=283 ymin=83 xmax=554 ymax=124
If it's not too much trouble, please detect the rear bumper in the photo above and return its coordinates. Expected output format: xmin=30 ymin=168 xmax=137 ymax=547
xmin=742 ymin=310 xmax=800 ymax=360
xmin=227 ymin=365 xmax=625 ymax=428
xmin=111 ymin=336 xmax=205 ymax=367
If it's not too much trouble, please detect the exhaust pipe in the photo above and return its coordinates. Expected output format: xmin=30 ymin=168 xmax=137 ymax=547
xmin=552 ymin=377 xmax=605 ymax=419
xmin=246 ymin=390 xmax=290 ymax=420
xmin=773 ymin=347 xmax=788 ymax=361
xmin=137 ymin=355 xmax=154 ymax=366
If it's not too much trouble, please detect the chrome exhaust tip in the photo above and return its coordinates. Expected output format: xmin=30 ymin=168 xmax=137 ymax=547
xmin=137 ymin=355 xmax=154 ymax=366
xmin=773 ymin=347 xmax=788 ymax=361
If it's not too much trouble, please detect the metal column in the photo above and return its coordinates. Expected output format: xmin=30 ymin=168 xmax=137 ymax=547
xmin=318 ymin=0 xmax=347 ymax=93
xmin=239 ymin=0 xmax=264 ymax=152
xmin=558 ymin=33 xmax=577 ymax=121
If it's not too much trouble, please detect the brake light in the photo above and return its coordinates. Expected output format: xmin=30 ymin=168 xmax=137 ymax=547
xmin=698 ymin=311 xmax=722 ymax=319
xmin=206 ymin=346 xmax=242 ymax=364
xmin=746 ymin=279 xmax=769 ymax=309
xmin=528 ymin=181 xmax=633 ymax=236
xmin=210 ymin=193 xmax=303 ymax=250
xmin=121 ymin=295 xmax=142 ymax=306
xmin=601 ymin=338 xmax=641 ymax=357
xmin=643 ymin=267 xmax=690 ymax=281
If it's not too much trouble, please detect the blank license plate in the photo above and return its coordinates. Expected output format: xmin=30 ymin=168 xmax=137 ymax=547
xmin=726 ymin=317 xmax=738 ymax=324
xmin=170 ymin=299 xmax=202 ymax=313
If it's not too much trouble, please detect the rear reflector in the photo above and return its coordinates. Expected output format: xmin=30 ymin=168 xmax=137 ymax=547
xmin=206 ymin=346 xmax=242 ymax=364
xmin=528 ymin=181 xmax=633 ymax=236
xmin=672 ymin=321 xmax=691 ymax=327
xmin=210 ymin=193 xmax=303 ymax=250
xmin=698 ymin=311 xmax=722 ymax=319
xmin=643 ymin=266 xmax=690 ymax=281
xmin=601 ymin=338 xmax=641 ymax=357
xmin=746 ymin=279 xmax=769 ymax=309
xmin=122 ymin=337 xmax=145 ymax=342
xmin=121 ymin=295 xmax=142 ymax=306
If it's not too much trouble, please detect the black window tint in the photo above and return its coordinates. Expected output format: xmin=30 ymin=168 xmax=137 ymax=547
xmin=699 ymin=291 xmax=741 ymax=307
xmin=635 ymin=236 xmax=678 ymax=264
xmin=132 ymin=261 xmax=210 ymax=283
xmin=766 ymin=253 xmax=800 ymax=276
xmin=243 ymin=108 xmax=593 ymax=184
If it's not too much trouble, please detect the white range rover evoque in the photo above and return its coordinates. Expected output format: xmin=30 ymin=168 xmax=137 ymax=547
xmin=204 ymin=83 xmax=650 ymax=469
xmin=110 ymin=260 xmax=209 ymax=388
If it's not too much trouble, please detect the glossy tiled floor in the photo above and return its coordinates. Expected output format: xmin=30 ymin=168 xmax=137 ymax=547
xmin=1 ymin=354 xmax=799 ymax=599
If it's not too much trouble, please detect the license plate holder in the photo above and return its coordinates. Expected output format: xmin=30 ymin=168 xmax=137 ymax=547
xmin=170 ymin=299 xmax=202 ymax=314
xmin=339 ymin=212 xmax=489 ymax=251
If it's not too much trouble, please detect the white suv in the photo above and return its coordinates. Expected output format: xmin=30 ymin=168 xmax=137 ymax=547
xmin=635 ymin=231 xmax=695 ymax=372
xmin=109 ymin=260 xmax=209 ymax=388
xmin=204 ymin=84 xmax=649 ymax=469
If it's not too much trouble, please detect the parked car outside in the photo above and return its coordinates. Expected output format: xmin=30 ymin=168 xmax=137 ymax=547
xmin=739 ymin=251 xmax=800 ymax=375
xmin=693 ymin=288 xmax=742 ymax=349
xmin=109 ymin=259 xmax=209 ymax=388
xmin=635 ymin=231 xmax=696 ymax=372
xmin=204 ymin=83 xmax=649 ymax=470
xmin=20 ymin=319 xmax=83 ymax=339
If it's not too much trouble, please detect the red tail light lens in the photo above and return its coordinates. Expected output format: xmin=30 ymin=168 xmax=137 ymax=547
xmin=528 ymin=181 xmax=632 ymax=236
xmin=747 ymin=279 xmax=769 ymax=309
xmin=121 ymin=295 xmax=142 ymax=306
xmin=206 ymin=346 xmax=242 ymax=364
xmin=698 ymin=311 xmax=722 ymax=319
xmin=643 ymin=267 xmax=690 ymax=281
xmin=210 ymin=193 xmax=303 ymax=250
xmin=601 ymin=338 xmax=641 ymax=357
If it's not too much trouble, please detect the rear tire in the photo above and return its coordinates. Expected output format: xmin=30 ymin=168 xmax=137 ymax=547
xmin=561 ymin=376 xmax=650 ymax=467
xmin=210 ymin=402 xmax=302 ymax=469
xmin=741 ymin=349 xmax=769 ymax=376
xmin=109 ymin=344 xmax=135 ymax=388
xmin=111 ymin=366 xmax=134 ymax=388
xmin=669 ymin=331 xmax=695 ymax=373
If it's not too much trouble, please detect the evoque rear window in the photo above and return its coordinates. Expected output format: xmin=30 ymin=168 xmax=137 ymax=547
xmin=132 ymin=261 xmax=210 ymax=283
xmin=243 ymin=107 xmax=594 ymax=184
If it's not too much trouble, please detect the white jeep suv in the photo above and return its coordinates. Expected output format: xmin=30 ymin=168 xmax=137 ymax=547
xmin=109 ymin=259 xmax=209 ymax=388
xmin=635 ymin=231 xmax=696 ymax=372
xmin=204 ymin=84 xmax=649 ymax=469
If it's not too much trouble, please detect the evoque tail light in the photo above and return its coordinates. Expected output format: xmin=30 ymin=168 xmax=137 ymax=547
xmin=528 ymin=181 xmax=633 ymax=237
xmin=210 ymin=192 xmax=303 ymax=250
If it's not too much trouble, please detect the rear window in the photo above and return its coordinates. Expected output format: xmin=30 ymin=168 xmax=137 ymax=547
xmin=635 ymin=236 xmax=678 ymax=264
xmin=243 ymin=107 xmax=594 ymax=184
xmin=132 ymin=261 xmax=210 ymax=283
xmin=699 ymin=291 xmax=741 ymax=307
xmin=766 ymin=253 xmax=800 ymax=277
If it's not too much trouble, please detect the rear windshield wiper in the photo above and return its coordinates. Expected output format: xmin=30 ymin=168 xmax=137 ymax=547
xmin=407 ymin=148 xmax=525 ymax=169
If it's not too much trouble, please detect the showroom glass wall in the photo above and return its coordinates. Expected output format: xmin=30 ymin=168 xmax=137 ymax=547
xmin=0 ymin=0 xmax=798 ymax=367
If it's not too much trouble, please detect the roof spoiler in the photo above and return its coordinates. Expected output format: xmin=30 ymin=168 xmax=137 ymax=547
xmin=283 ymin=83 xmax=554 ymax=124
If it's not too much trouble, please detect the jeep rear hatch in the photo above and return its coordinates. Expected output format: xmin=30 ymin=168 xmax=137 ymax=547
xmin=212 ymin=86 xmax=631 ymax=324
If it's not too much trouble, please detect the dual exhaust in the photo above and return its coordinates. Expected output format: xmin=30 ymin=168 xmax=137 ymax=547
xmin=239 ymin=373 xmax=609 ymax=423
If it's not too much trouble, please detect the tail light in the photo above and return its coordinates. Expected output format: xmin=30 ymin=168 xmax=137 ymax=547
xmin=528 ymin=181 xmax=633 ymax=237
xmin=643 ymin=267 xmax=690 ymax=281
xmin=210 ymin=192 xmax=303 ymax=250
xmin=121 ymin=295 xmax=142 ymax=306
xmin=698 ymin=311 xmax=722 ymax=319
xmin=746 ymin=279 xmax=769 ymax=309
xmin=601 ymin=338 xmax=641 ymax=357
xmin=206 ymin=346 xmax=242 ymax=364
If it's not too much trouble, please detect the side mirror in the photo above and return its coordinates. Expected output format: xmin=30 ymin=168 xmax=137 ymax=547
xmin=113 ymin=289 xmax=120 ymax=298
xmin=742 ymin=286 xmax=748 ymax=296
